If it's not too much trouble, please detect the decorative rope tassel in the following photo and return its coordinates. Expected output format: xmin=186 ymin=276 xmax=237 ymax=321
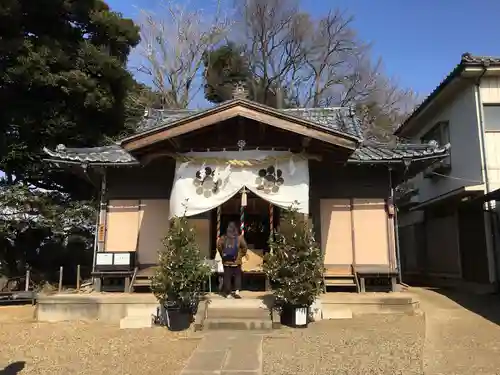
xmin=269 ymin=203 xmax=274 ymax=235
xmin=240 ymin=206 xmax=245 ymax=235
xmin=240 ymin=187 xmax=247 ymax=235
xmin=216 ymin=206 xmax=221 ymax=240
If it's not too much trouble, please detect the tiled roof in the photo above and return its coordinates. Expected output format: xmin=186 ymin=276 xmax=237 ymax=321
xmin=349 ymin=142 xmax=450 ymax=162
xmin=133 ymin=103 xmax=363 ymax=141
xmin=43 ymin=141 xmax=449 ymax=165
xmin=282 ymin=107 xmax=362 ymax=139
xmin=395 ymin=52 xmax=500 ymax=136
xmin=43 ymin=144 xmax=138 ymax=164
xmin=136 ymin=108 xmax=203 ymax=133
xmin=460 ymin=53 xmax=500 ymax=65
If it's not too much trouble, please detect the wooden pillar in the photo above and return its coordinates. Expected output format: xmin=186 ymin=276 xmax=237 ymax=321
xmin=96 ymin=171 xmax=107 ymax=253
xmin=93 ymin=170 xmax=107 ymax=292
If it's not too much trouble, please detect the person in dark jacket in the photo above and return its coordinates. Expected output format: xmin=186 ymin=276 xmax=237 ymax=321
xmin=216 ymin=221 xmax=248 ymax=298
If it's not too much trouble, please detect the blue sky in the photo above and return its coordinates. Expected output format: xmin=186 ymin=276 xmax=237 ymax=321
xmin=108 ymin=0 xmax=500 ymax=103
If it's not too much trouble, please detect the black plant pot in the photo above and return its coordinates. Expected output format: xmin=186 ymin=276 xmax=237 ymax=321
xmin=165 ymin=305 xmax=193 ymax=331
xmin=280 ymin=304 xmax=310 ymax=328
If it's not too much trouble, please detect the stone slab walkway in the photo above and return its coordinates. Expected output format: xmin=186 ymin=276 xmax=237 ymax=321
xmin=180 ymin=332 xmax=263 ymax=375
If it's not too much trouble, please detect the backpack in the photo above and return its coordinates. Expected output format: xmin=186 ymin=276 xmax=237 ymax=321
xmin=222 ymin=238 xmax=239 ymax=262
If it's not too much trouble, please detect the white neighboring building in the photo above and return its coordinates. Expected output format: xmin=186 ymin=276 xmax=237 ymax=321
xmin=396 ymin=53 xmax=500 ymax=291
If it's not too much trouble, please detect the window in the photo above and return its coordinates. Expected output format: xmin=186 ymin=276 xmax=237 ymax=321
xmin=421 ymin=121 xmax=450 ymax=146
xmin=484 ymin=105 xmax=500 ymax=131
xmin=421 ymin=121 xmax=451 ymax=177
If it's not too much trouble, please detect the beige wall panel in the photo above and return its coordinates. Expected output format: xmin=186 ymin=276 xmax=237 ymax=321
xmin=481 ymin=76 xmax=500 ymax=104
xmin=352 ymin=199 xmax=389 ymax=265
xmin=137 ymin=199 xmax=170 ymax=265
xmin=320 ymin=199 xmax=353 ymax=265
xmin=188 ymin=218 xmax=211 ymax=259
xmin=105 ymin=200 xmax=140 ymax=252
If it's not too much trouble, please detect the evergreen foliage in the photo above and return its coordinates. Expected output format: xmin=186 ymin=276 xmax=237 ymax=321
xmin=264 ymin=208 xmax=324 ymax=307
xmin=151 ymin=216 xmax=211 ymax=311
xmin=0 ymin=0 xmax=141 ymax=281
xmin=0 ymin=0 xmax=141 ymax=187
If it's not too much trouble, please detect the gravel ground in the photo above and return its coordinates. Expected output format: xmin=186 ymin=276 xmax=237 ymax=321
xmin=3 ymin=289 xmax=500 ymax=375
xmin=0 ymin=306 xmax=200 ymax=375
xmin=263 ymin=314 xmax=425 ymax=375
xmin=414 ymin=287 xmax=500 ymax=375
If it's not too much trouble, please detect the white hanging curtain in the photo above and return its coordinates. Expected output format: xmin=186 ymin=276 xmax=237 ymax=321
xmin=168 ymin=150 xmax=309 ymax=218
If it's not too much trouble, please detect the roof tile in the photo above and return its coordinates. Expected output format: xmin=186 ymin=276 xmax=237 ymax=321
xmin=282 ymin=107 xmax=362 ymax=139
xmin=135 ymin=105 xmax=363 ymax=140
xmin=43 ymin=141 xmax=449 ymax=165
xmin=43 ymin=144 xmax=138 ymax=164
xmin=349 ymin=142 xmax=450 ymax=162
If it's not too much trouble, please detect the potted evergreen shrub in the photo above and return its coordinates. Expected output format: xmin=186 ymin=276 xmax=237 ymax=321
xmin=151 ymin=215 xmax=211 ymax=331
xmin=263 ymin=207 xmax=324 ymax=328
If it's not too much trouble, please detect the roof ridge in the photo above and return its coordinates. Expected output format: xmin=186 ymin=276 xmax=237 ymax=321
xmin=136 ymin=102 xmax=362 ymax=140
xmin=461 ymin=52 xmax=500 ymax=64
xmin=283 ymin=107 xmax=348 ymax=111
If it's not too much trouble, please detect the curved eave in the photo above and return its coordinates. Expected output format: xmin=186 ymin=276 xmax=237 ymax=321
xmin=42 ymin=146 xmax=138 ymax=166
xmin=348 ymin=142 xmax=450 ymax=163
xmin=43 ymin=158 xmax=140 ymax=167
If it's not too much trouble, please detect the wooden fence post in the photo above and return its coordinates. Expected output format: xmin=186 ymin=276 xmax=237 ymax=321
xmin=76 ymin=265 xmax=81 ymax=291
xmin=58 ymin=266 xmax=63 ymax=293
xmin=25 ymin=269 xmax=30 ymax=291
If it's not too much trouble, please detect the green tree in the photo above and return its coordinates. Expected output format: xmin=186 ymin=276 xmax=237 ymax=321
xmin=0 ymin=0 xmax=141 ymax=280
xmin=151 ymin=216 xmax=211 ymax=310
xmin=203 ymin=42 xmax=252 ymax=103
xmin=0 ymin=0 xmax=141 ymax=188
xmin=264 ymin=208 xmax=324 ymax=307
xmin=0 ymin=183 xmax=95 ymax=280
xmin=203 ymin=41 xmax=288 ymax=108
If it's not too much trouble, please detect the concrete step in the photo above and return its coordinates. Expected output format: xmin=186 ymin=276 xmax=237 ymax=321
xmin=126 ymin=305 xmax=159 ymax=317
xmin=132 ymin=278 xmax=151 ymax=287
xmin=324 ymin=278 xmax=357 ymax=286
xmin=203 ymin=317 xmax=272 ymax=331
xmin=120 ymin=315 xmax=154 ymax=329
xmin=208 ymin=297 xmax=268 ymax=309
xmin=207 ymin=307 xmax=270 ymax=320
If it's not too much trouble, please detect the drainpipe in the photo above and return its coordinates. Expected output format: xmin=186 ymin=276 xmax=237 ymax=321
xmin=388 ymin=167 xmax=403 ymax=283
xmin=476 ymin=66 xmax=490 ymax=194
xmin=475 ymin=64 xmax=499 ymax=287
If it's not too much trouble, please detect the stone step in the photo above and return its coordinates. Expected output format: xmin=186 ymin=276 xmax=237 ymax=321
xmin=324 ymin=278 xmax=357 ymax=286
xmin=126 ymin=305 xmax=159 ymax=317
xmin=132 ymin=278 xmax=151 ymax=287
xmin=207 ymin=307 xmax=271 ymax=320
xmin=208 ymin=297 xmax=268 ymax=309
xmin=120 ymin=315 xmax=154 ymax=329
xmin=203 ymin=317 xmax=272 ymax=331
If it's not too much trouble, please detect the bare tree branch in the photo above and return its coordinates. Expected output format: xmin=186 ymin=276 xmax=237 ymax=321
xmin=136 ymin=0 xmax=232 ymax=109
xmin=233 ymin=0 xmax=304 ymax=106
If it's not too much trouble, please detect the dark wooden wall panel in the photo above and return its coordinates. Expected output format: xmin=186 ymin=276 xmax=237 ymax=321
xmin=105 ymin=158 xmax=176 ymax=200
xmin=309 ymin=161 xmax=390 ymax=199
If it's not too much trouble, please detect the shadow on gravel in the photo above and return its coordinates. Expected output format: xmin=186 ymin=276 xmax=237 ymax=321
xmin=431 ymin=287 xmax=500 ymax=326
xmin=0 ymin=361 xmax=25 ymax=375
